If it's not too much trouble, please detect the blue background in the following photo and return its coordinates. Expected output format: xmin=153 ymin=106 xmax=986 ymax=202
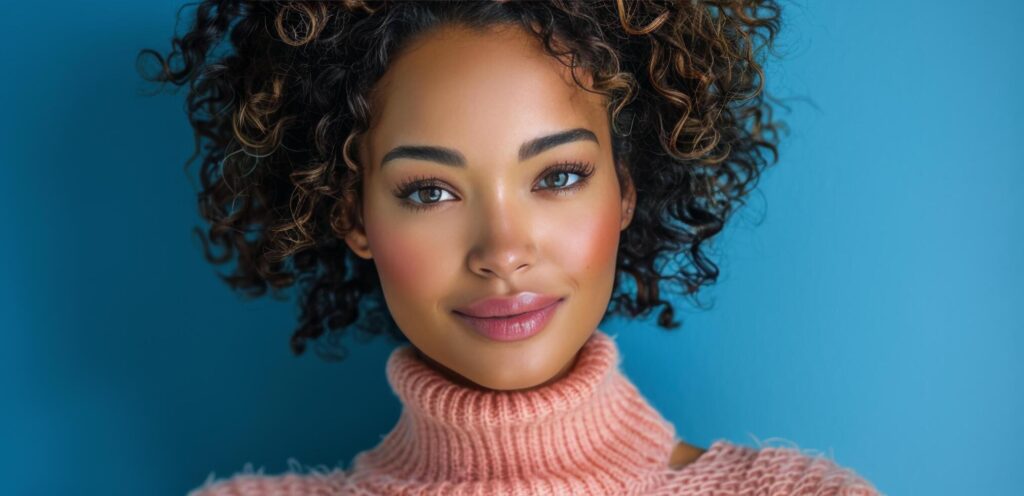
xmin=3 ymin=1 xmax=1020 ymax=494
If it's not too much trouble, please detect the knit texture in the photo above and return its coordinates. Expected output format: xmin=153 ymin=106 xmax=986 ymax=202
xmin=188 ymin=330 xmax=881 ymax=495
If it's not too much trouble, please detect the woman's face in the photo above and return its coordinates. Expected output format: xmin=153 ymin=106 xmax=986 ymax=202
xmin=345 ymin=24 xmax=635 ymax=391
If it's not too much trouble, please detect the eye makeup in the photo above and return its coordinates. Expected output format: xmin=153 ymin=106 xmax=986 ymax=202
xmin=391 ymin=160 xmax=596 ymax=212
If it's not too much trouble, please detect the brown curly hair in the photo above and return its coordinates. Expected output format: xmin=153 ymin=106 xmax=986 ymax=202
xmin=137 ymin=0 xmax=785 ymax=361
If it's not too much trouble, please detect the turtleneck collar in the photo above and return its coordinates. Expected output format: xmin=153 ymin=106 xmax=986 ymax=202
xmin=346 ymin=329 xmax=680 ymax=494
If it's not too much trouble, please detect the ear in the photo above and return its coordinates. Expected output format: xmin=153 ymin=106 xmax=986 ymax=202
xmin=343 ymin=213 xmax=374 ymax=260
xmin=619 ymin=164 xmax=636 ymax=231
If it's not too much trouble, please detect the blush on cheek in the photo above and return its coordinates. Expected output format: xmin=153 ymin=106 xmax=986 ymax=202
xmin=367 ymin=226 xmax=430 ymax=295
xmin=365 ymin=216 xmax=456 ymax=305
xmin=557 ymin=202 xmax=622 ymax=281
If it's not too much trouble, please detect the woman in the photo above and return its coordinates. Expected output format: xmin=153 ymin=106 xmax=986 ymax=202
xmin=140 ymin=1 xmax=880 ymax=494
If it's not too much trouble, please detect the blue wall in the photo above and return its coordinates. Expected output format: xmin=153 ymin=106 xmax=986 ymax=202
xmin=2 ymin=1 xmax=1019 ymax=494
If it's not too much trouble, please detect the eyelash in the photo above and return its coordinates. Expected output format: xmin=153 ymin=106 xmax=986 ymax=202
xmin=392 ymin=160 xmax=596 ymax=212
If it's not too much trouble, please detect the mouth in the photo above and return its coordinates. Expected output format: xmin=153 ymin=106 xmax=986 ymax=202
xmin=453 ymin=292 xmax=563 ymax=319
xmin=453 ymin=297 xmax=564 ymax=342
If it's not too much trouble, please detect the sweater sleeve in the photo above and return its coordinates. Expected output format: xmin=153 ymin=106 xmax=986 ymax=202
xmin=741 ymin=445 xmax=881 ymax=496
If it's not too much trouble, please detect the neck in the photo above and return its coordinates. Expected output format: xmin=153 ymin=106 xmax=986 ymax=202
xmin=349 ymin=330 xmax=679 ymax=492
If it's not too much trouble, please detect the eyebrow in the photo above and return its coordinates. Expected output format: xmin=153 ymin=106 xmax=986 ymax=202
xmin=379 ymin=128 xmax=599 ymax=168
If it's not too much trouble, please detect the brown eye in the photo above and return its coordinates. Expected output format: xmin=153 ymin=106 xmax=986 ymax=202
xmin=392 ymin=175 xmax=459 ymax=212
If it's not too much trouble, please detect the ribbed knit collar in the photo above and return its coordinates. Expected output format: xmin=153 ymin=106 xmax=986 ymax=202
xmin=346 ymin=329 xmax=681 ymax=494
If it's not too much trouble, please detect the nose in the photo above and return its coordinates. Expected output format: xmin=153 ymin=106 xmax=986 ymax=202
xmin=466 ymin=194 xmax=537 ymax=280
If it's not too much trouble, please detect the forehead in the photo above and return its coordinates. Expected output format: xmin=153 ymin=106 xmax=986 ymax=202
xmin=364 ymin=24 xmax=608 ymax=164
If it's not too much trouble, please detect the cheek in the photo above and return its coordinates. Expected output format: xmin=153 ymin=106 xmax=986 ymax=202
xmin=553 ymin=196 xmax=622 ymax=282
xmin=363 ymin=206 xmax=458 ymax=304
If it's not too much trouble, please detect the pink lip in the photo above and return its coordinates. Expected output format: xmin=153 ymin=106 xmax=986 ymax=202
xmin=453 ymin=292 xmax=564 ymax=342
xmin=454 ymin=292 xmax=562 ymax=318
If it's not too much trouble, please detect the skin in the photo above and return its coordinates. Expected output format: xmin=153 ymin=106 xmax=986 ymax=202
xmin=343 ymin=23 xmax=705 ymax=468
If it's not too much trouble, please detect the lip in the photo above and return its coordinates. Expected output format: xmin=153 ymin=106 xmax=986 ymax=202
xmin=453 ymin=292 xmax=564 ymax=342
xmin=454 ymin=292 xmax=563 ymax=318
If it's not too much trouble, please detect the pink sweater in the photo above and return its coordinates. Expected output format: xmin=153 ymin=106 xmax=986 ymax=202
xmin=188 ymin=330 xmax=881 ymax=495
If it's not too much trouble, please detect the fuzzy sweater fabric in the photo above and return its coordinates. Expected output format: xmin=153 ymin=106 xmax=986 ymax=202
xmin=188 ymin=330 xmax=881 ymax=495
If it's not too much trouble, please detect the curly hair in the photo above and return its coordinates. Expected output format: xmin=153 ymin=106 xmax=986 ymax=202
xmin=137 ymin=0 xmax=785 ymax=361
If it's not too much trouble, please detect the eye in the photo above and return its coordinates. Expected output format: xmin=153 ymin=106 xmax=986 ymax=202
xmin=538 ymin=170 xmax=581 ymax=189
xmin=534 ymin=161 xmax=595 ymax=194
xmin=391 ymin=160 xmax=596 ymax=212
xmin=393 ymin=176 xmax=458 ymax=211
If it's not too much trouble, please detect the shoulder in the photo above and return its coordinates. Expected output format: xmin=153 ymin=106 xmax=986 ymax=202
xmin=674 ymin=439 xmax=881 ymax=495
xmin=187 ymin=461 xmax=349 ymax=496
